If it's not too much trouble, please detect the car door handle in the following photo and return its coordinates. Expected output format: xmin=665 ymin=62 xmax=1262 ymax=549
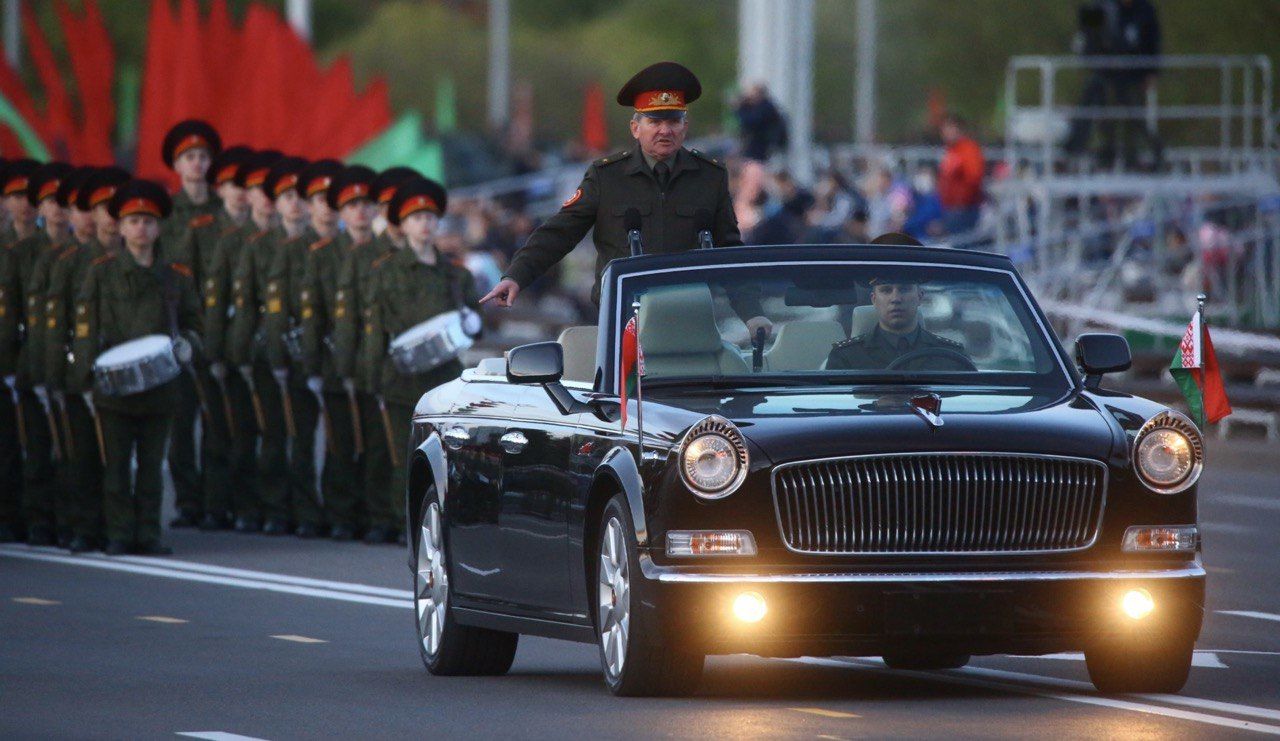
xmin=499 ymin=430 xmax=529 ymax=454
xmin=442 ymin=426 xmax=470 ymax=450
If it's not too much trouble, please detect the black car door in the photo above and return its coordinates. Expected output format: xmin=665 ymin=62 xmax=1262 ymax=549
xmin=441 ymin=416 xmax=507 ymax=602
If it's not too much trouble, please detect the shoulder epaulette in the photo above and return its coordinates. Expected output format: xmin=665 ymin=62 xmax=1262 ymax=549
xmin=219 ymin=225 xmax=240 ymax=237
xmin=688 ymin=148 xmax=725 ymax=169
xmin=309 ymin=237 xmax=333 ymax=253
xmin=933 ymin=333 xmax=964 ymax=349
xmin=190 ymin=213 xmax=216 ymax=229
xmin=371 ymin=251 xmax=394 ymax=269
xmin=170 ymin=262 xmax=194 ymax=278
xmin=595 ymin=150 xmax=630 ymax=167
xmin=833 ymin=335 xmax=865 ymax=349
xmin=56 ymin=245 xmax=79 ymax=261
xmin=90 ymin=253 xmax=116 ymax=267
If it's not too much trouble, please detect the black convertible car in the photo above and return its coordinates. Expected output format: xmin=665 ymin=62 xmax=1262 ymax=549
xmin=404 ymin=244 xmax=1205 ymax=696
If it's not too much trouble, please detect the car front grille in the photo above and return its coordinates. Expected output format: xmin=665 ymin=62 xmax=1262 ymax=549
xmin=772 ymin=453 xmax=1107 ymax=554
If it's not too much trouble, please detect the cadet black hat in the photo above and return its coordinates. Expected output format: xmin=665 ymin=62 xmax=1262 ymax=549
xmin=372 ymin=166 xmax=421 ymax=206
xmin=299 ymin=158 xmax=344 ymax=200
xmin=616 ymin=61 xmax=701 ymax=120
xmin=208 ymin=145 xmax=255 ymax=186
xmin=264 ymin=156 xmax=310 ymax=199
xmin=77 ymin=166 xmax=131 ymax=212
xmin=236 ymin=149 xmax=284 ymax=190
xmin=386 ymin=177 xmax=448 ymax=226
xmin=327 ymin=165 xmax=377 ymax=210
xmin=56 ymin=166 xmax=97 ymax=209
xmin=28 ymin=161 xmax=74 ymax=207
xmin=162 ymin=119 xmax=223 ymax=169
xmin=108 ymin=178 xmax=174 ymax=220
xmin=869 ymin=232 xmax=923 ymax=247
xmin=1 ymin=158 xmax=40 ymax=197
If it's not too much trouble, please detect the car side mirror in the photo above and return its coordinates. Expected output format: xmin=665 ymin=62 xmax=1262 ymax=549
xmin=1075 ymin=333 xmax=1131 ymax=388
xmin=506 ymin=342 xmax=564 ymax=385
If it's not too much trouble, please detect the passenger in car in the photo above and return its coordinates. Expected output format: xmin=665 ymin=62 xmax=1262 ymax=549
xmin=826 ymin=273 xmax=971 ymax=371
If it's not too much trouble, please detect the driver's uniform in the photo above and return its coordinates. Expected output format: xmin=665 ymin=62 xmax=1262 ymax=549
xmin=826 ymin=324 xmax=968 ymax=371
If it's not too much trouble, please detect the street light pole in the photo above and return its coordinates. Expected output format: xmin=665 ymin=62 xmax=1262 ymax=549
xmin=854 ymin=0 xmax=877 ymax=144
xmin=3 ymin=0 xmax=20 ymax=71
xmin=488 ymin=0 xmax=511 ymax=132
xmin=285 ymin=0 xmax=312 ymax=42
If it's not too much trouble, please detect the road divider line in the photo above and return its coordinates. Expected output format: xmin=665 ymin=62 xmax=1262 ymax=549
xmin=793 ymin=658 xmax=1280 ymax=735
xmin=790 ymin=707 xmax=860 ymax=719
xmin=1219 ymin=610 xmax=1280 ymax=623
xmin=137 ymin=616 xmax=189 ymax=624
xmin=176 ymin=732 xmax=270 ymax=740
xmin=271 ymin=635 xmax=327 ymax=644
xmin=11 ymin=596 xmax=60 ymax=605
xmin=0 ymin=548 xmax=412 ymax=610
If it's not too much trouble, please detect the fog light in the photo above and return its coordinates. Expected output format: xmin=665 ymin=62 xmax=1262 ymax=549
xmin=1122 ymin=525 xmax=1198 ymax=552
xmin=732 ymin=591 xmax=767 ymax=623
xmin=1121 ymin=588 xmax=1155 ymax=620
xmin=666 ymin=530 xmax=757 ymax=557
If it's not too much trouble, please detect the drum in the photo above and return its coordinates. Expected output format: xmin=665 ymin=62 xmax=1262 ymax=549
xmin=93 ymin=334 xmax=181 ymax=396
xmin=387 ymin=310 xmax=475 ymax=375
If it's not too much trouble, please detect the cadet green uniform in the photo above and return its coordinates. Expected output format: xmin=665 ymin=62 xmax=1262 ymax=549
xmin=361 ymin=246 xmax=479 ymax=528
xmin=13 ymin=229 xmax=61 ymax=543
xmin=229 ymin=227 xmax=298 ymax=530
xmin=72 ymin=249 xmax=202 ymax=551
xmin=262 ymin=225 xmax=325 ymax=533
xmin=825 ymin=325 xmax=970 ymax=371
xmin=300 ymin=232 xmax=362 ymax=532
xmin=0 ymin=238 xmax=23 ymax=540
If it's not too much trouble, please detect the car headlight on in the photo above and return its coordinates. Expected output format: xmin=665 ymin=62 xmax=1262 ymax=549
xmin=678 ymin=415 xmax=749 ymax=499
xmin=1132 ymin=411 xmax=1203 ymax=494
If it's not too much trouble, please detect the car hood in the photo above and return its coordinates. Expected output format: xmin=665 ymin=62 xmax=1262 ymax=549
xmin=643 ymin=386 xmax=1119 ymax=466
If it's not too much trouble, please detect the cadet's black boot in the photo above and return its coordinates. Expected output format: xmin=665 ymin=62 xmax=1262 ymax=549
xmin=169 ymin=510 xmax=199 ymax=529
xmin=134 ymin=542 xmax=173 ymax=556
xmin=67 ymin=536 xmax=97 ymax=553
xmin=0 ymin=524 xmax=20 ymax=542
xmin=198 ymin=512 xmax=229 ymax=531
xmin=233 ymin=516 xmax=262 ymax=533
xmin=26 ymin=526 xmax=55 ymax=547
xmin=103 ymin=540 xmax=131 ymax=556
xmin=330 ymin=525 xmax=357 ymax=541
xmin=294 ymin=522 xmax=322 ymax=539
xmin=57 ymin=531 xmax=73 ymax=549
xmin=362 ymin=526 xmax=393 ymax=544
xmin=262 ymin=518 xmax=292 ymax=536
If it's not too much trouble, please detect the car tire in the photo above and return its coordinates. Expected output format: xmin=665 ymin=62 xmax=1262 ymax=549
xmin=1085 ymin=636 xmax=1194 ymax=694
xmin=881 ymin=650 xmax=971 ymax=671
xmin=414 ymin=485 xmax=518 ymax=676
xmin=596 ymin=494 xmax=704 ymax=697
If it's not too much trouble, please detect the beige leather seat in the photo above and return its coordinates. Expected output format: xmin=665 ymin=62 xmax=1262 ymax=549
xmin=475 ymin=357 xmax=506 ymax=376
xmin=850 ymin=304 xmax=879 ymax=337
xmin=763 ymin=320 xmax=845 ymax=371
xmin=556 ymin=325 xmax=598 ymax=384
xmin=638 ymin=284 xmax=748 ymax=376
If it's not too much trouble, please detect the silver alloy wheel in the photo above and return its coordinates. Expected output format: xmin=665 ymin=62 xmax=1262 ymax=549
xmin=598 ymin=516 xmax=630 ymax=679
xmin=416 ymin=502 xmax=448 ymax=658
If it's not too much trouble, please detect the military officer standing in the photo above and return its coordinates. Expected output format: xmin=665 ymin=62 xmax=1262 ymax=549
xmin=72 ymin=180 xmax=202 ymax=555
xmin=42 ymin=167 xmax=130 ymax=551
xmin=482 ymin=62 xmax=769 ymax=335
xmin=160 ymin=120 xmax=223 ymax=528
xmin=361 ymin=177 xmax=479 ymax=539
xmin=328 ymin=165 xmax=398 ymax=543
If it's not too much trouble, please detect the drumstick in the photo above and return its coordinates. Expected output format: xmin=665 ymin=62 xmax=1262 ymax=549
xmin=213 ymin=376 xmax=236 ymax=439
xmin=57 ymin=397 xmax=74 ymax=460
xmin=377 ymin=395 xmax=399 ymax=467
xmin=186 ymin=364 xmax=215 ymax=431
xmin=315 ymin=390 xmax=337 ymax=455
xmin=346 ymin=385 xmax=364 ymax=459
xmin=40 ymin=398 xmax=63 ymax=462
xmin=82 ymin=393 xmax=106 ymax=467
xmin=241 ymin=368 xmax=267 ymax=432
xmin=14 ymin=395 xmax=28 ymax=460
xmin=278 ymin=377 xmax=297 ymax=439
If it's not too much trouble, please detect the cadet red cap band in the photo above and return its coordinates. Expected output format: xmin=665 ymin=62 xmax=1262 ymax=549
xmin=397 ymin=195 xmax=440 ymax=220
xmin=376 ymin=186 xmax=397 ymax=204
xmin=4 ymin=177 xmax=29 ymax=195
xmin=174 ymin=134 xmax=210 ymax=158
xmin=244 ymin=169 xmax=269 ymax=188
xmin=214 ymin=164 xmax=239 ymax=184
xmin=38 ymin=180 xmax=61 ymax=201
xmin=273 ymin=174 xmax=300 ymax=197
xmin=118 ymin=197 xmax=162 ymax=218
xmin=306 ymin=176 xmax=332 ymax=197
xmin=336 ymin=183 xmax=369 ymax=207
xmin=634 ymin=90 xmax=686 ymax=112
xmin=89 ymin=185 xmax=118 ymax=207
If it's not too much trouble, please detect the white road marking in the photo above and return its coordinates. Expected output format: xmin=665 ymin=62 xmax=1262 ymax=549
xmin=176 ymin=732 xmax=269 ymax=740
xmin=270 ymin=634 xmax=327 ymax=644
xmin=105 ymin=553 xmax=409 ymax=598
xmin=137 ymin=615 xmax=189 ymax=624
xmin=1199 ymin=522 xmax=1255 ymax=535
xmin=795 ymin=658 xmax=1280 ymax=735
xmin=0 ymin=547 xmax=412 ymax=610
xmin=1219 ymin=610 xmax=1280 ymax=623
xmin=1218 ymin=495 xmax=1280 ymax=512
xmin=1018 ymin=651 xmax=1228 ymax=669
xmin=11 ymin=596 xmax=60 ymax=605
xmin=789 ymin=707 xmax=860 ymax=719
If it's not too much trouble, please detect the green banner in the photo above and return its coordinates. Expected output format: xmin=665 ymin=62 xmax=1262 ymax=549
xmin=0 ymin=93 xmax=51 ymax=159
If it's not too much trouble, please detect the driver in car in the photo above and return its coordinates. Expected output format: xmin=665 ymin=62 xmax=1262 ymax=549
xmin=826 ymin=273 xmax=971 ymax=371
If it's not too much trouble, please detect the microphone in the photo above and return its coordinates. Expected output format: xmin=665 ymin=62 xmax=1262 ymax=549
xmin=694 ymin=209 xmax=714 ymax=249
xmin=625 ymin=207 xmax=644 ymax=256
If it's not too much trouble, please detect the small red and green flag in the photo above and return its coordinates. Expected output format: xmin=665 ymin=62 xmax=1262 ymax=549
xmin=1169 ymin=309 xmax=1231 ymax=428
xmin=619 ymin=316 xmax=645 ymax=430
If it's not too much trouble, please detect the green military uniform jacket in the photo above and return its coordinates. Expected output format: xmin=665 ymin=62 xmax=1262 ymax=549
xmin=43 ymin=237 xmax=110 ymax=393
xmin=161 ymin=189 xmax=222 ymax=264
xmin=70 ymin=250 xmax=203 ymax=413
xmin=0 ymin=241 xmax=19 ymax=379
xmin=201 ymin=221 xmax=258 ymax=365
xmin=227 ymin=227 xmax=281 ymax=368
xmin=14 ymin=232 xmax=59 ymax=389
xmin=331 ymin=236 xmax=393 ymax=393
xmin=360 ymin=247 xmax=480 ymax=407
xmin=504 ymin=146 xmax=741 ymax=305
xmin=825 ymin=324 xmax=970 ymax=371
xmin=262 ymin=226 xmax=320 ymax=382
xmin=298 ymin=232 xmax=350 ymax=393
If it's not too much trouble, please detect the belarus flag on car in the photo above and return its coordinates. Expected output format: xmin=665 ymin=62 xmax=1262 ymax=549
xmin=1169 ymin=309 xmax=1231 ymax=428
xmin=619 ymin=316 xmax=645 ymax=430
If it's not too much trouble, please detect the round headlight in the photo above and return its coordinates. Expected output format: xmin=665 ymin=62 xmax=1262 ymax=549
xmin=678 ymin=416 xmax=748 ymax=499
xmin=1132 ymin=411 xmax=1203 ymax=494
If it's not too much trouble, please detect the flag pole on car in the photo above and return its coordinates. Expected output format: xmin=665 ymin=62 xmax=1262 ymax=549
xmin=1169 ymin=293 xmax=1232 ymax=429
xmin=620 ymin=298 xmax=646 ymax=458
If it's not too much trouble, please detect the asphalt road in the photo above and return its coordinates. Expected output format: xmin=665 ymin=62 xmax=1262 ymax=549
xmin=3 ymin=438 xmax=1279 ymax=740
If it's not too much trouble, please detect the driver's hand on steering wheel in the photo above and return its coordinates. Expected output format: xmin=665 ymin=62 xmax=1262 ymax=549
xmin=745 ymin=315 xmax=773 ymax=339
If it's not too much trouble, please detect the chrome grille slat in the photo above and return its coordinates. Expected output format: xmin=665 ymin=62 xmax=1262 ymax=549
xmin=772 ymin=453 xmax=1107 ymax=555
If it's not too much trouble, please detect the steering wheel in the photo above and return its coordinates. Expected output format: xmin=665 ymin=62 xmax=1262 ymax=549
xmin=886 ymin=346 xmax=978 ymax=371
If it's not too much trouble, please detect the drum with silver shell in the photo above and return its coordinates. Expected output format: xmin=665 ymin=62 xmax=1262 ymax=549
xmin=387 ymin=310 xmax=475 ymax=375
xmin=93 ymin=334 xmax=181 ymax=396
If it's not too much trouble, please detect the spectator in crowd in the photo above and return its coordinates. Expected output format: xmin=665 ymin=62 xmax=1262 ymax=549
xmin=937 ymin=114 xmax=985 ymax=234
xmin=904 ymin=164 xmax=945 ymax=240
xmin=734 ymin=83 xmax=788 ymax=163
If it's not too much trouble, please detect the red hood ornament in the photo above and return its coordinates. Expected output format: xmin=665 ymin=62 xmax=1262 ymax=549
xmin=909 ymin=393 xmax=944 ymax=429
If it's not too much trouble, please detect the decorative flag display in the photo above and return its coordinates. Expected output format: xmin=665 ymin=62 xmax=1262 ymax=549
xmin=1169 ymin=308 xmax=1232 ymax=428
xmin=618 ymin=315 xmax=645 ymax=430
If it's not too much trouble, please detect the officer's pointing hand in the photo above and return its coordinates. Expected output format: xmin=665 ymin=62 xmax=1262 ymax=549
xmin=480 ymin=278 xmax=520 ymax=308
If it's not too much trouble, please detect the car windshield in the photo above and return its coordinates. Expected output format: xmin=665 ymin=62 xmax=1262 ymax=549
xmin=615 ymin=261 xmax=1072 ymax=391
